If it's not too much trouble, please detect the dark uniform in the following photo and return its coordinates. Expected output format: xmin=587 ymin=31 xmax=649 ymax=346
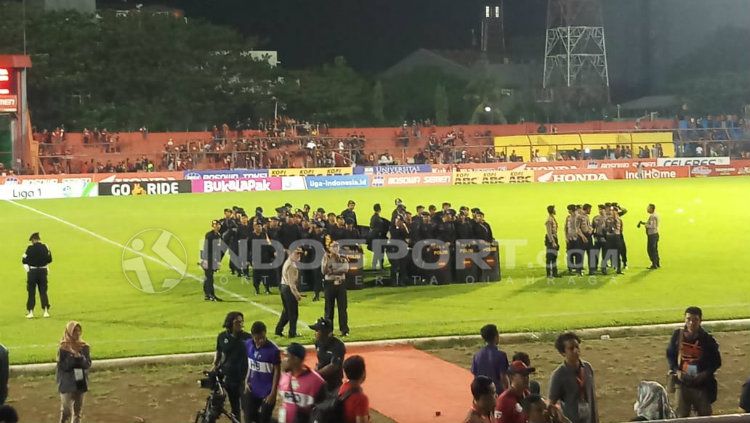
xmin=578 ymin=208 xmax=595 ymax=275
xmin=249 ymin=228 xmax=274 ymax=294
xmin=220 ymin=212 xmax=239 ymax=275
xmin=312 ymin=325 xmax=347 ymax=392
xmin=22 ymin=233 xmax=52 ymax=314
xmin=341 ymin=207 xmax=358 ymax=228
xmin=388 ymin=219 xmax=410 ymax=286
xmin=202 ymin=224 xmax=223 ymax=300
xmin=368 ymin=212 xmax=390 ymax=269
xmin=236 ymin=221 xmax=252 ymax=278
xmin=545 ymin=214 xmax=560 ymax=278
xmin=602 ymin=211 xmax=624 ymax=274
xmin=215 ymin=329 xmax=252 ymax=420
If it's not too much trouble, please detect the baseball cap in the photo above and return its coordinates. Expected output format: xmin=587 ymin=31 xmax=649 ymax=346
xmin=309 ymin=317 xmax=333 ymax=333
xmin=508 ymin=360 xmax=536 ymax=375
xmin=286 ymin=343 xmax=306 ymax=360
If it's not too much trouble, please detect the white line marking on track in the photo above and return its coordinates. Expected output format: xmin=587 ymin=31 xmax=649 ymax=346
xmin=5 ymin=200 xmax=298 ymax=323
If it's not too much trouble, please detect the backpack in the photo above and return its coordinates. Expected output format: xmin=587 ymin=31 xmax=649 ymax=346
xmin=308 ymin=387 xmax=358 ymax=423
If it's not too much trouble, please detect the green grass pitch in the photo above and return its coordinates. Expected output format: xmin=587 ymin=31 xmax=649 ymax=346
xmin=1 ymin=177 xmax=749 ymax=364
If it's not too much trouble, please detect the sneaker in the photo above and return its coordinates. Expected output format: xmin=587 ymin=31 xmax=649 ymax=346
xmin=43 ymin=309 xmax=50 ymax=318
xmin=212 ymin=296 xmax=224 ymax=302
xmin=204 ymin=296 xmax=212 ymax=301
xmin=341 ymin=332 xmax=349 ymax=337
xmin=25 ymin=310 xmax=34 ymax=319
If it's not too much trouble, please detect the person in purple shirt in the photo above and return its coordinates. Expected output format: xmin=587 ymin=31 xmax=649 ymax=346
xmin=243 ymin=321 xmax=281 ymax=423
xmin=472 ymin=324 xmax=510 ymax=395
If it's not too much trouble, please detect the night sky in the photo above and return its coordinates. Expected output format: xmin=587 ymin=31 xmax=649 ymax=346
xmin=138 ymin=0 xmax=548 ymax=71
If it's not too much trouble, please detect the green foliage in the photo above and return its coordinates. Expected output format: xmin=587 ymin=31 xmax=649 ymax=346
xmin=371 ymin=80 xmax=385 ymax=123
xmin=383 ymin=66 xmax=467 ymax=124
xmin=0 ymin=2 xmax=277 ymax=131
xmin=275 ymin=56 xmax=370 ymax=126
xmin=434 ymin=83 xmax=449 ymax=125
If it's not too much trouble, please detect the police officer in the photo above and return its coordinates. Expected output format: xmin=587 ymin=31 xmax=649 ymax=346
xmin=341 ymin=200 xmax=358 ymax=227
xmin=603 ymin=206 xmax=624 ymax=275
xmin=591 ymin=204 xmax=607 ymax=272
xmin=219 ymin=208 xmax=239 ymax=275
xmin=201 ymin=220 xmax=223 ymax=301
xmin=249 ymin=220 xmax=272 ymax=295
xmin=639 ymin=203 xmax=660 ymax=269
xmin=545 ymin=206 xmax=560 ymax=278
xmin=236 ymin=213 xmax=252 ymax=279
xmin=388 ymin=215 xmax=410 ymax=286
xmin=580 ymin=204 xmax=596 ymax=275
xmin=614 ymin=202 xmax=629 ymax=269
xmin=564 ymin=205 xmax=582 ymax=275
xmin=22 ymin=232 xmax=53 ymax=318
xmin=368 ymin=204 xmax=389 ymax=270
xmin=322 ymin=240 xmax=350 ymax=336
xmin=275 ymin=248 xmax=304 ymax=338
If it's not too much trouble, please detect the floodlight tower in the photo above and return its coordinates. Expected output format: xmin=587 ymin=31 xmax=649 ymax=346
xmin=480 ymin=1 xmax=505 ymax=55
xmin=542 ymin=0 xmax=610 ymax=95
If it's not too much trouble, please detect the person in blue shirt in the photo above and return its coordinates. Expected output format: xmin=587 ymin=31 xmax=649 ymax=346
xmin=243 ymin=321 xmax=281 ymax=423
xmin=472 ymin=324 xmax=510 ymax=395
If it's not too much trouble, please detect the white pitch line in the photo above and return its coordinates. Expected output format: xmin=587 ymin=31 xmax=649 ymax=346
xmin=5 ymin=200 xmax=293 ymax=322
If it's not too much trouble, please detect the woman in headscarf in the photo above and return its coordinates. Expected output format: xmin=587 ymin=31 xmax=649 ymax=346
xmin=56 ymin=321 xmax=91 ymax=423
xmin=633 ymin=381 xmax=675 ymax=421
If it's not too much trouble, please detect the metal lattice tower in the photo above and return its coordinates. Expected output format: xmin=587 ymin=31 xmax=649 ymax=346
xmin=480 ymin=2 xmax=505 ymax=55
xmin=542 ymin=0 xmax=610 ymax=92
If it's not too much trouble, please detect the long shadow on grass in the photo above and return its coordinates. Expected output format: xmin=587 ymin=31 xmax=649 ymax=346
xmin=351 ymin=282 xmax=489 ymax=304
xmin=503 ymin=269 xmax=617 ymax=299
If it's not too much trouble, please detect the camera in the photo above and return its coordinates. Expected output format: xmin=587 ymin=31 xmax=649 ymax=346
xmin=194 ymin=370 xmax=239 ymax=423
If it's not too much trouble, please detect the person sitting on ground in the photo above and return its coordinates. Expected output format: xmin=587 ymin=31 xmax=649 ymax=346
xmin=464 ymin=376 xmax=497 ymax=423
xmin=340 ymin=355 xmax=370 ymax=423
xmin=632 ymin=381 xmax=675 ymax=420
xmin=0 ymin=405 xmax=18 ymax=423
xmin=472 ymin=324 xmax=510 ymax=394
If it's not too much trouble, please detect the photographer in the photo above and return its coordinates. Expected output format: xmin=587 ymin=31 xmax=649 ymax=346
xmin=213 ymin=312 xmax=251 ymax=421
xmin=243 ymin=322 xmax=280 ymax=423
xmin=322 ymin=240 xmax=350 ymax=336
xmin=56 ymin=321 xmax=91 ymax=423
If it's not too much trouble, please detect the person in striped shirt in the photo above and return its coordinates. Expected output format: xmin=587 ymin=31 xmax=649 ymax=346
xmin=277 ymin=343 xmax=326 ymax=423
xmin=243 ymin=321 xmax=280 ymax=423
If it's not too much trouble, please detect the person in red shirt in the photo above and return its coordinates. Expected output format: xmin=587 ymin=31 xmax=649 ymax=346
xmin=339 ymin=355 xmax=370 ymax=423
xmin=464 ymin=375 xmax=497 ymax=423
xmin=495 ymin=360 xmax=536 ymax=423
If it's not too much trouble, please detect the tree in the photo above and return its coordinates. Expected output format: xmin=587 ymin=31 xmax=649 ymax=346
xmin=434 ymin=83 xmax=449 ymax=125
xmin=371 ymin=80 xmax=385 ymax=123
xmin=383 ymin=66 xmax=467 ymax=124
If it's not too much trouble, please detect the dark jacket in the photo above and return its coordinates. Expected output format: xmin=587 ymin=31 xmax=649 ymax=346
xmin=0 ymin=344 xmax=8 ymax=405
xmin=56 ymin=346 xmax=92 ymax=394
xmin=666 ymin=328 xmax=721 ymax=400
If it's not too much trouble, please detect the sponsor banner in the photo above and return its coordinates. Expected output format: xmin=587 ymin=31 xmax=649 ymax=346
xmin=623 ymin=167 xmax=690 ymax=180
xmin=355 ymin=164 xmax=432 ymax=175
xmin=433 ymin=159 xmax=659 ymax=174
xmin=282 ymin=176 xmax=306 ymax=191
xmin=371 ymin=173 xmax=453 ymax=187
xmin=0 ymin=180 xmax=98 ymax=200
xmin=432 ymin=163 xmax=519 ymax=173
xmin=536 ymin=169 xmax=616 ymax=183
xmin=0 ymin=94 xmax=17 ymax=113
xmin=453 ymin=170 xmax=535 ymax=185
xmin=657 ymin=157 xmax=730 ymax=167
xmin=304 ymin=175 xmax=369 ymax=190
xmin=269 ymin=167 xmax=353 ymax=177
xmin=0 ymin=175 xmax=94 ymax=185
xmin=191 ymin=177 xmax=283 ymax=193
xmin=99 ymin=180 xmax=192 ymax=196
xmin=184 ymin=169 xmax=269 ymax=180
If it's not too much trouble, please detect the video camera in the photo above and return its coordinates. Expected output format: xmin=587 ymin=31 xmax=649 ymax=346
xmin=194 ymin=370 xmax=239 ymax=423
